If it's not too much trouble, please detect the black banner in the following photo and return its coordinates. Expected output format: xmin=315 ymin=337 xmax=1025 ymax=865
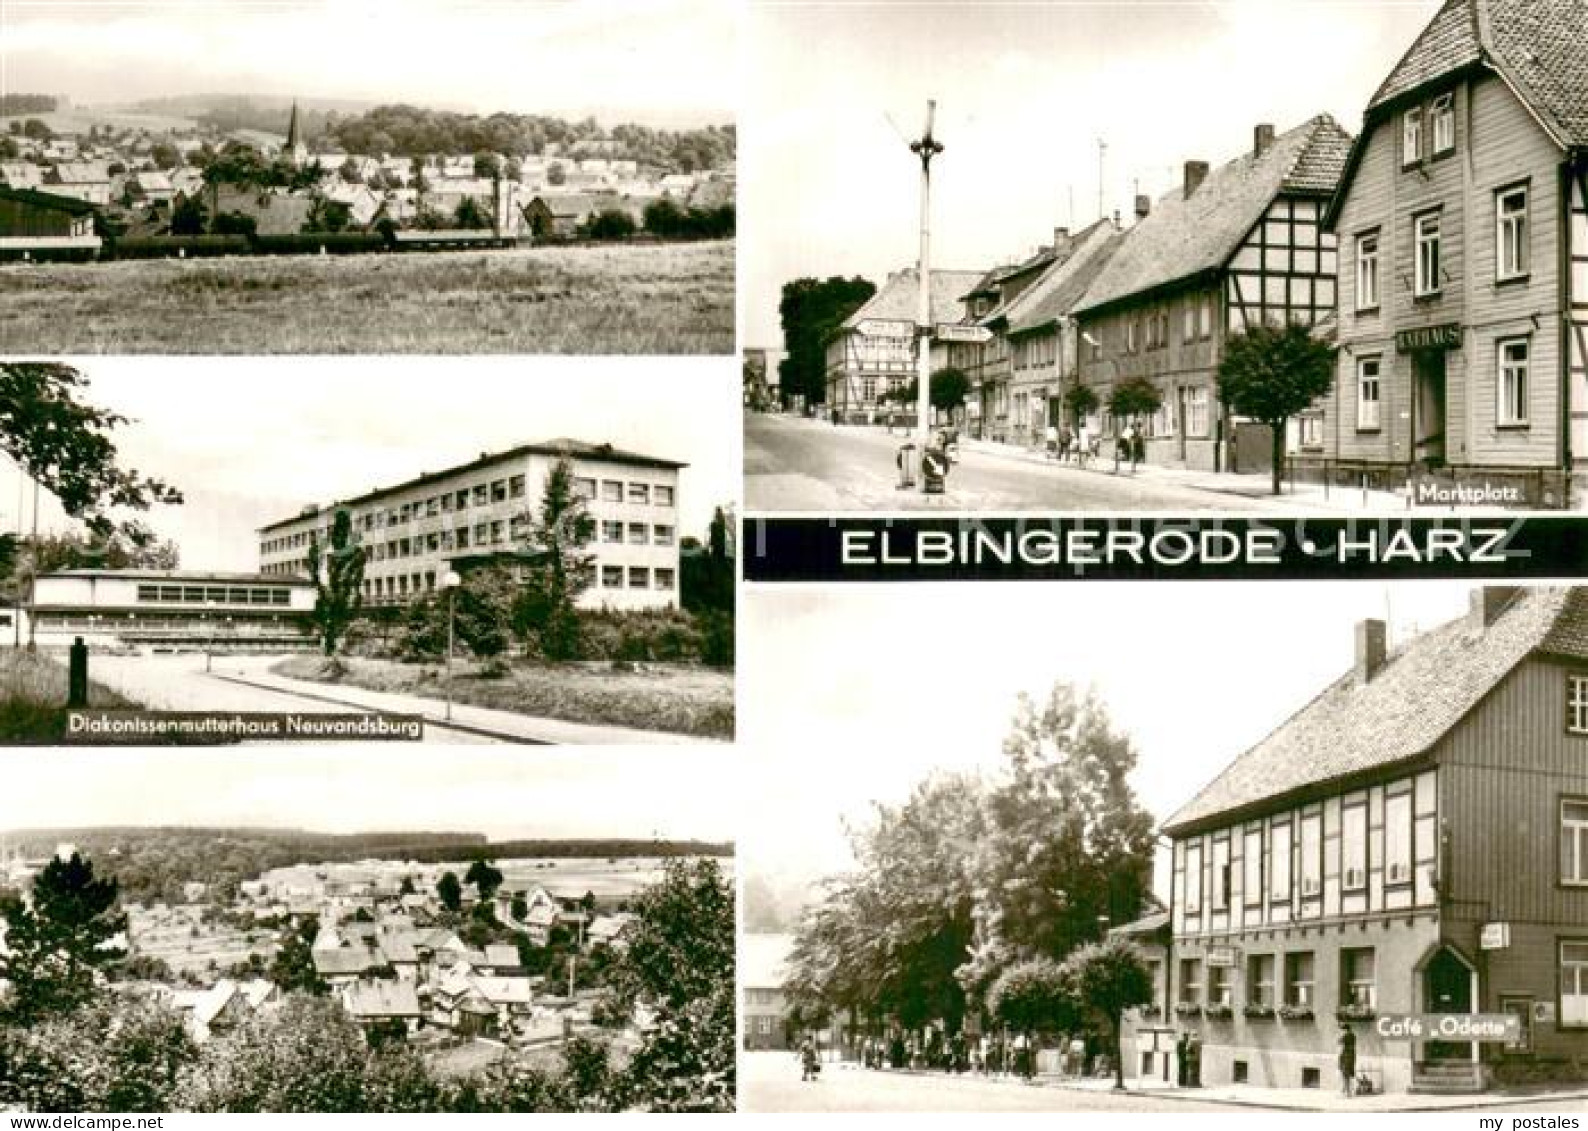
xmin=742 ymin=516 xmax=1588 ymax=582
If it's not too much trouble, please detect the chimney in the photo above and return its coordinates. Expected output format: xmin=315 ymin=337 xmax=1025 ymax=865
xmin=1183 ymin=160 xmax=1209 ymax=198
xmin=1468 ymin=586 xmax=1521 ymax=629
xmin=1053 ymin=226 xmax=1070 ymax=249
xmin=1112 ymin=209 xmax=1121 ymax=229
xmin=1253 ymin=123 xmax=1276 ymax=157
xmin=1355 ymin=619 xmax=1387 ymax=684
xmin=1134 ymin=194 xmax=1151 ymax=221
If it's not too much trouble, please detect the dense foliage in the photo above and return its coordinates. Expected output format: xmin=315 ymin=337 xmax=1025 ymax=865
xmin=1217 ymin=322 xmax=1337 ymax=494
xmin=778 ymin=276 xmax=877 ymax=407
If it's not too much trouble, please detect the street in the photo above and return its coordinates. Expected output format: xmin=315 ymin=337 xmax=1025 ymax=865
xmin=84 ymin=652 xmax=500 ymax=744
xmin=745 ymin=413 xmax=1398 ymax=512
xmin=740 ymin=1052 xmax=1239 ymax=1112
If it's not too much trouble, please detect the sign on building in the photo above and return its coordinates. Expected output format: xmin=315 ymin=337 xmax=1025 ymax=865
xmin=856 ymin=318 xmax=915 ymax=339
xmin=1205 ymin=945 xmax=1238 ymax=968
xmin=1374 ymin=1014 xmax=1520 ymax=1042
xmin=934 ymin=323 xmax=992 ymax=343
xmin=1479 ymin=922 xmax=1510 ymax=950
xmin=1395 ymin=323 xmax=1462 ymax=353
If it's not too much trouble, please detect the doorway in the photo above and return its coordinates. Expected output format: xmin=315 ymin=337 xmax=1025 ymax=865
xmin=1413 ymin=351 xmax=1448 ymax=467
xmin=1424 ymin=947 xmax=1475 ymax=1062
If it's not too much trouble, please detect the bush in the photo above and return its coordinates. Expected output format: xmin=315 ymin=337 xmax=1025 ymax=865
xmin=578 ymin=609 xmax=705 ymax=664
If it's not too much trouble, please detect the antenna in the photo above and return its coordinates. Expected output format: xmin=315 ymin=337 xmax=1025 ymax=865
xmin=1097 ymin=138 xmax=1107 ymax=220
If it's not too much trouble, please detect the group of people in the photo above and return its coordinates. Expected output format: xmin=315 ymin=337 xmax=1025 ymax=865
xmin=1043 ymin=422 xmax=1144 ymax=473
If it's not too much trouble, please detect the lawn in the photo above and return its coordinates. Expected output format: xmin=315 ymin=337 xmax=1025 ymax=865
xmin=0 ymin=239 xmax=734 ymax=354
xmin=271 ymin=655 xmax=734 ymax=740
xmin=0 ymin=647 xmax=145 ymax=743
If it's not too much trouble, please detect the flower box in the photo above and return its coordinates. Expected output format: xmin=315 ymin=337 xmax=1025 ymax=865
xmin=1336 ymin=1004 xmax=1377 ymax=1022
xmin=1202 ymin=1004 xmax=1234 ymax=1021
xmin=1277 ymin=1004 xmax=1316 ymax=1022
xmin=1173 ymin=1003 xmax=1202 ymax=1019
xmin=1138 ymin=1005 xmax=1162 ymax=1020
xmin=1242 ymin=1004 xmax=1276 ymax=1020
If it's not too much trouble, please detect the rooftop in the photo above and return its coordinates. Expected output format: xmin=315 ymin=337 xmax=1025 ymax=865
xmin=838 ymin=268 xmax=987 ymax=337
xmin=1164 ymin=587 xmax=1588 ymax=834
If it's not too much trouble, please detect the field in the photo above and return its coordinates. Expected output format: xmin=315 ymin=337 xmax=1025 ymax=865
xmin=0 ymin=240 xmax=734 ymax=354
xmin=271 ymin=655 xmax=735 ymax=740
xmin=0 ymin=647 xmax=147 ymax=744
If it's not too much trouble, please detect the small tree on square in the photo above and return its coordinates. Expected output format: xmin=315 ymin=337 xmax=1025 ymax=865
xmin=1060 ymin=936 xmax=1155 ymax=1091
xmin=1217 ymin=322 xmax=1337 ymax=495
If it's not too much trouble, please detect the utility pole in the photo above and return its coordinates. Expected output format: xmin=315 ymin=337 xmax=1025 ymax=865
xmin=909 ymin=101 xmax=943 ymax=467
xmin=1097 ymin=138 xmax=1107 ymax=220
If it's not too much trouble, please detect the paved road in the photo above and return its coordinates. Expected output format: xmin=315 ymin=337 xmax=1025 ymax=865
xmin=740 ymin=1053 xmax=1241 ymax=1112
xmin=746 ymin=414 xmax=1260 ymax=512
xmin=84 ymin=652 xmax=499 ymax=744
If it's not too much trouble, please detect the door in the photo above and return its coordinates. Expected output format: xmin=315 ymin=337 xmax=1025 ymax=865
xmin=1424 ymin=947 xmax=1474 ymax=1062
xmin=1413 ymin=351 xmax=1448 ymax=467
xmin=1499 ymin=996 xmax=1533 ymax=1055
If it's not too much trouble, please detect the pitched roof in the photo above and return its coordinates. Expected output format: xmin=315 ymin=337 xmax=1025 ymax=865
xmin=311 ymin=945 xmax=384 ymax=976
xmin=840 ymin=268 xmax=986 ymax=333
xmin=1074 ymin=115 xmax=1353 ymax=316
xmin=1368 ymin=0 xmax=1588 ymax=147
xmin=212 ymin=188 xmax=312 ymax=237
xmin=1164 ymin=588 xmax=1588 ymax=834
xmin=0 ymin=185 xmax=98 ymax=217
xmin=1006 ymin=220 xmax=1127 ymax=336
xmin=343 ymin=979 xmax=421 ymax=1019
xmin=483 ymin=944 xmax=521 ymax=967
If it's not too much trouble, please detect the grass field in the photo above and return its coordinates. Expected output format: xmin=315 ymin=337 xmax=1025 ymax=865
xmin=0 ymin=647 xmax=148 ymax=743
xmin=271 ymin=655 xmax=734 ymax=740
xmin=0 ymin=239 xmax=734 ymax=354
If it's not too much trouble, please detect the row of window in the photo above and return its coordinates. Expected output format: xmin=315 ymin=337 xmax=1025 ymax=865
xmin=1354 ymin=185 xmax=1529 ymax=312
xmin=1107 ymin=293 xmax=1216 ymax=358
xmin=1178 ymin=948 xmax=1375 ymax=1011
xmin=134 ymin=584 xmax=292 ymax=607
xmin=572 ymin=478 xmax=675 ymax=507
xmin=363 ymin=565 xmax=676 ymax=600
xmin=1354 ymin=336 xmax=1531 ymax=431
xmin=269 ymin=521 xmax=677 ymax=569
xmin=1182 ymin=781 xmax=1425 ymax=920
xmin=1402 ymin=92 xmax=1457 ymax=169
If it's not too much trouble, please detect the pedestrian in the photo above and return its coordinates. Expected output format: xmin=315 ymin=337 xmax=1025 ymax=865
xmin=1077 ymin=420 xmax=1092 ymax=468
xmin=1338 ymin=1024 xmax=1358 ymax=1097
xmin=1115 ymin=423 xmax=1136 ymax=473
xmin=799 ymin=1036 xmax=820 ymax=1082
xmin=1045 ymin=421 xmax=1059 ymax=459
xmin=1058 ymin=423 xmax=1074 ymax=462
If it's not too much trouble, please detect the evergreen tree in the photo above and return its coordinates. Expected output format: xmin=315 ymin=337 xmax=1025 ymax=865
xmin=516 ymin=457 xmax=595 ymax=661
xmin=0 ymin=853 xmax=127 ymax=1023
xmin=436 ymin=872 xmax=463 ymax=915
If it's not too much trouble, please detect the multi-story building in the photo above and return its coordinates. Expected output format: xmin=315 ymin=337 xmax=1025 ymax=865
xmin=22 ymin=570 xmax=316 ymax=649
xmin=742 ymin=932 xmax=794 ymax=1051
xmin=1320 ymin=0 xmax=1588 ymax=507
xmin=1073 ymin=116 xmax=1352 ymax=472
xmin=1162 ymin=587 xmax=1588 ymax=1094
xmin=825 ymin=268 xmax=985 ymax=424
xmin=258 ymin=439 xmax=684 ymax=612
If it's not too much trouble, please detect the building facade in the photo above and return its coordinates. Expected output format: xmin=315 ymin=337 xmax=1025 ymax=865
xmin=825 ymin=268 xmax=985 ymax=423
xmin=1320 ymin=0 xmax=1588 ymax=506
xmin=1163 ymin=587 xmax=1588 ymax=1094
xmin=1073 ymin=117 xmax=1351 ymax=473
xmin=23 ymin=570 xmax=316 ymax=649
xmin=742 ymin=932 xmax=794 ymax=1051
xmin=258 ymin=440 xmax=683 ymax=612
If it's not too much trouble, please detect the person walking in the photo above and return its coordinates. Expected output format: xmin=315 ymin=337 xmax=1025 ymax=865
xmin=800 ymin=1036 xmax=820 ymax=1082
xmin=1077 ymin=420 xmax=1093 ymax=469
xmin=1044 ymin=421 xmax=1059 ymax=459
xmin=1338 ymin=1024 xmax=1358 ymax=1097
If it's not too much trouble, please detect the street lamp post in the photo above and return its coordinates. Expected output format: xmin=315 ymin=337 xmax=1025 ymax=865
xmin=909 ymin=101 xmax=944 ymax=489
xmin=440 ymin=570 xmax=461 ymax=722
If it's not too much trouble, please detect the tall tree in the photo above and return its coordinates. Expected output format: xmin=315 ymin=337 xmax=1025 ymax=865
xmin=436 ymin=871 xmax=463 ymax=915
xmin=515 ymin=457 xmax=595 ymax=661
xmin=463 ymin=858 xmax=504 ymax=901
xmin=1061 ymin=937 xmax=1155 ymax=1090
xmin=0 ymin=364 xmax=182 ymax=544
xmin=777 ymin=276 xmax=876 ymax=408
xmin=268 ymin=918 xmax=326 ymax=997
xmin=306 ymin=508 xmax=366 ymax=658
xmin=1217 ymin=322 xmax=1337 ymax=494
xmin=0 ymin=853 xmax=128 ymax=1023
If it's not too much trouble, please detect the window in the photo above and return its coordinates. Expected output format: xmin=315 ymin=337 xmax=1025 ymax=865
xmin=1199 ymin=294 xmax=1213 ymax=340
xmin=628 ymin=566 xmax=649 ymax=589
xmin=654 ymin=567 xmax=675 ymax=590
xmin=456 ymin=528 xmax=469 ymax=549
xmin=573 ymin=477 xmax=597 ymax=500
xmin=1207 ymin=964 xmax=1232 ymax=1007
xmin=1284 ymin=952 xmax=1315 ymax=1008
xmin=1243 ymin=827 xmax=1263 ymax=906
xmin=1342 ymin=803 xmax=1368 ymax=892
xmin=627 ymin=522 xmax=647 ymax=545
xmin=1183 ymin=300 xmax=1196 ymax=343
xmin=1357 ymin=357 xmax=1381 ymax=430
xmin=1498 ymin=337 xmax=1530 ymax=426
xmin=455 ymin=489 xmax=470 ymax=510
xmin=472 ymin=484 xmax=489 ymax=506
xmin=1402 ymin=107 xmax=1422 ymax=166
xmin=508 ymin=474 xmax=525 ymax=499
xmin=1497 ymin=186 xmax=1528 ymax=280
xmin=1415 ymin=212 xmax=1441 ymax=296
xmin=1247 ymin=954 xmax=1275 ymax=1007
xmin=601 ymin=564 xmax=623 ymax=588
xmin=490 ymin=479 xmax=507 ymax=503
xmin=1341 ymin=948 xmax=1376 ymax=1008
xmin=1300 ymin=414 xmax=1323 ymax=448
xmin=1385 ymin=789 xmax=1413 ymax=884
xmin=1431 ymin=94 xmax=1455 ymax=155
xmin=1179 ymin=958 xmax=1202 ymax=1005
xmin=1299 ymin=812 xmax=1322 ymax=897
xmin=1563 ymin=942 xmax=1588 ymax=1025
xmin=1269 ymin=820 xmax=1292 ymax=902
xmin=1184 ymin=841 xmax=1203 ymax=916
xmin=489 ymin=521 xmax=504 ymax=544
xmin=654 ymin=485 xmax=674 ymax=506
xmin=1569 ymin=674 xmax=1588 ymax=733
xmin=628 ymin=482 xmax=650 ymax=504
xmin=1355 ymin=230 xmax=1379 ymax=311
xmin=1185 ymin=386 xmax=1209 ymax=438
xmin=654 ymin=525 xmax=674 ymax=545
xmin=1562 ymin=799 xmax=1588 ymax=885
xmin=1212 ymin=838 xmax=1231 ymax=912
xmin=601 ymin=480 xmax=623 ymax=502
xmin=602 ymin=520 xmax=623 ymax=543
xmin=473 ymin=523 xmax=488 ymax=545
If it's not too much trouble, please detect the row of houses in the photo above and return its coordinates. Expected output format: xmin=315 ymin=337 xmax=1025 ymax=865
xmin=827 ymin=0 xmax=1588 ymax=501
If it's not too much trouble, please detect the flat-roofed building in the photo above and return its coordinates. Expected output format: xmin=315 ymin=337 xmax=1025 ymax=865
xmin=23 ymin=569 xmax=316 ymax=649
xmin=257 ymin=439 xmax=684 ymax=611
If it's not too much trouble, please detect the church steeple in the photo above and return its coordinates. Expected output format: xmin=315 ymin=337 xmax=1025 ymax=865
xmin=285 ymin=99 xmax=307 ymax=168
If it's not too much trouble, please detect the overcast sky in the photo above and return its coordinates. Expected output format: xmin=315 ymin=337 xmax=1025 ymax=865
xmin=0 ymin=746 xmax=736 ymax=843
xmin=740 ymin=579 xmax=1497 ymax=896
xmin=0 ymin=0 xmax=734 ymax=126
xmin=743 ymin=0 xmax=1442 ymax=349
xmin=6 ymin=357 xmax=738 ymax=571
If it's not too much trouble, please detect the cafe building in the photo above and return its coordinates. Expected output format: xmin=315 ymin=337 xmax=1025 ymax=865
xmin=1319 ymin=0 xmax=1588 ymax=507
xmin=1161 ymin=587 xmax=1588 ymax=1094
